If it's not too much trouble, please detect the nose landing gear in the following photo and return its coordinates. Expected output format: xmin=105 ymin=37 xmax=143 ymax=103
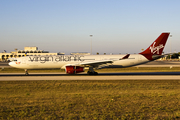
xmin=25 ymin=69 xmax=29 ymax=75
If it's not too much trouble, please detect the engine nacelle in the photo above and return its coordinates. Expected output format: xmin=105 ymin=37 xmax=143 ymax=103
xmin=65 ymin=66 xmax=84 ymax=74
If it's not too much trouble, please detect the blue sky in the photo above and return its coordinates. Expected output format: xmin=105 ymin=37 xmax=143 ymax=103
xmin=0 ymin=0 xmax=179 ymax=54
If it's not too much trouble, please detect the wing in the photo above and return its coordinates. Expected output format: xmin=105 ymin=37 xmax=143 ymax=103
xmin=65 ymin=54 xmax=130 ymax=68
xmin=80 ymin=54 xmax=130 ymax=67
xmin=79 ymin=59 xmax=113 ymax=67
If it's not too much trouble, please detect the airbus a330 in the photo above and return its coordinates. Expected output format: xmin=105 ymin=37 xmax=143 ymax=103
xmin=9 ymin=33 xmax=170 ymax=75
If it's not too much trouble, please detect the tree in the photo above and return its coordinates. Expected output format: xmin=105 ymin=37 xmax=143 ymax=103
xmin=166 ymin=53 xmax=179 ymax=59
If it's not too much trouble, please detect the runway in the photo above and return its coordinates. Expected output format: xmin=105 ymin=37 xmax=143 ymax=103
xmin=1 ymin=72 xmax=180 ymax=81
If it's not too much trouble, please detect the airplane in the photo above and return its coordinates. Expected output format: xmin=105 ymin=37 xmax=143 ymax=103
xmin=8 ymin=32 xmax=170 ymax=75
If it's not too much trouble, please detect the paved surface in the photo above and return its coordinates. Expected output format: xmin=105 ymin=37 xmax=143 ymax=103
xmin=0 ymin=62 xmax=11 ymax=68
xmin=1 ymin=72 xmax=180 ymax=81
xmin=138 ymin=61 xmax=180 ymax=67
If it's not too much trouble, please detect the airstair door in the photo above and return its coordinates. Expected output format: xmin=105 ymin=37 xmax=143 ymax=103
xmin=22 ymin=58 xmax=26 ymax=64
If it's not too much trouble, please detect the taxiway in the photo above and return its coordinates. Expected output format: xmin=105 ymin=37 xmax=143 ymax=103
xmin=0 ymin=72 xmax=180 ymax=81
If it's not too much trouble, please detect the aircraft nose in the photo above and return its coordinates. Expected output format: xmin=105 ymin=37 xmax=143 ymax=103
xmin=8 ymin=62 xmax=15 ymax=67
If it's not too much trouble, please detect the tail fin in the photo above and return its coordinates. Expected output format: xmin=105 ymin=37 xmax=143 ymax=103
xmin=139 ymin=33 xmax=170 ymax=60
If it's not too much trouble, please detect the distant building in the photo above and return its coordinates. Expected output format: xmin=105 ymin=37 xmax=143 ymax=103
xmin=0 ymin=47 xmax=65 ymax=61
xmin=70 ymin=52 xmax=90 ymax=55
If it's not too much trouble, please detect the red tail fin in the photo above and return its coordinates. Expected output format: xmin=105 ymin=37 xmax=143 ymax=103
xmin=140 ymin=33 xmax=170 ymax=60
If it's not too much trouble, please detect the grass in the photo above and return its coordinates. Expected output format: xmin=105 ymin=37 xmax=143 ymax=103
xmin=1 ymin=67 xmax=180 ymax=73
xmin=0 ymin=80 xmax=180 ymax=119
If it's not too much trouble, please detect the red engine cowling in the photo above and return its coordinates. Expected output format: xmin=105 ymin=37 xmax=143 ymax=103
xmin=65 ymin=66 xmax=84 ymax=74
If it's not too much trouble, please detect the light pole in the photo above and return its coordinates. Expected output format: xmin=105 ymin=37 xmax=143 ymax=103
xmin=170 ymin=35 xmax=172 ymax=59
xmin=90 ymin=35 xmax=93 ymax=55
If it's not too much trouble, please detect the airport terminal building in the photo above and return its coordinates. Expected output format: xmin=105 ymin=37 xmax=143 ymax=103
xmin=0 ymin=47 xmax=64 ymax=61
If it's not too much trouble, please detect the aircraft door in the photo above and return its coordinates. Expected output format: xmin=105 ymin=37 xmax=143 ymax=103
xmin=22 ymin=58 xmax=26 ymax=64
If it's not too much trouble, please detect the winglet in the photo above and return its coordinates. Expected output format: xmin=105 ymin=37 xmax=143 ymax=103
xmin=120 ymin=54 xmax=130 ymax=60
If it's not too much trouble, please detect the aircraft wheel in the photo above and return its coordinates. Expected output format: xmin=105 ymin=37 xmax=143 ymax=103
xmin=25 ymin=73 xmax=29 ymax=76
xmin=87 ymin=71 xmax=98 ymax=75
xmin=94 ymin=72 xmax=98 ymax=75
xmin=87 ymin=71 xmax=92 ymax=75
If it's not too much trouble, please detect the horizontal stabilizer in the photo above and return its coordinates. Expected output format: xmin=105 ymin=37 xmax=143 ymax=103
xmin=120 ymin=54 xmax=130 ymax=60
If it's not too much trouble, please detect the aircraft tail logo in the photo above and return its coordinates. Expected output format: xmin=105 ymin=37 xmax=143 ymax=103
xmin=140 ymin=33 xmax=170 ymax=60
xmin=149 ymin=42 xmax=164 ymax=54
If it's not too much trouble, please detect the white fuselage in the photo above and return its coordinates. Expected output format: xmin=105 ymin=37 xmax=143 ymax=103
xmin=9 ymin=54 xmax=150 ymax=70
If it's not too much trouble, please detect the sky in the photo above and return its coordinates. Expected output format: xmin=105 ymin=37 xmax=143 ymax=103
xmin=0 ymin=0 xmax=180 ymax=54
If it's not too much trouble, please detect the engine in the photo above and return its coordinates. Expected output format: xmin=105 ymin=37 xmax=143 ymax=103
xmin=65 ymin=66 xmax=84 ymax=74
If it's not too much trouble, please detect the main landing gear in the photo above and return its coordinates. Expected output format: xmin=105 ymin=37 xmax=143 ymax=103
xmin=25 ymin=69 xmax=29 ymax=76
xmin=87 ymin=67 xmax=98 ymax=75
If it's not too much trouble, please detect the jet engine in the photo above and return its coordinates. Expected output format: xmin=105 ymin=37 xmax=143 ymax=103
xmin=65 ymin=66 xmax=84 ymax=74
